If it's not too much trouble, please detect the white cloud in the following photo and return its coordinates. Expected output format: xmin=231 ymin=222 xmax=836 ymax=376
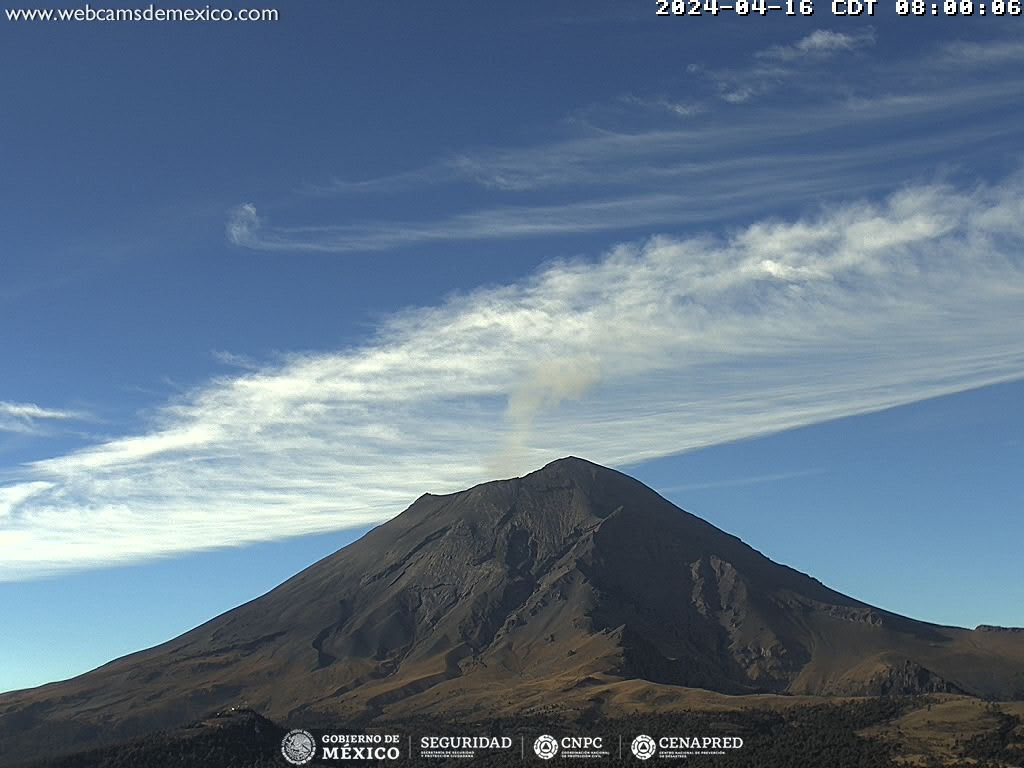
xmin=226 ymin=202 xmax=261 ymax=248
xmin=3 ymin=176 xmax=1024 ymax=580
xmin=698 ymin=28 xmax=877 ymax=105
xmin=758 ymin=29 xmax=876 ymax=62
xmin=619 ymin=95 xmax=707 ymax=119
xmin=228 ymin=194 xmax=708 ymax=253
xmin=0 ymin=401 xmax=83 ymax=434
xmin=937 ymin=40 xmax=1024 ymax=67
xmin=0 ymin=482 xmax=53 ymax=520
xmin=721 ymin=87 xmax=756 ymax=105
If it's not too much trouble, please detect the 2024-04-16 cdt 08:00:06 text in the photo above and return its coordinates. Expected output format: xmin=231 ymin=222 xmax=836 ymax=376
xmin=656 ymin=0 xmax=1021 ymax=14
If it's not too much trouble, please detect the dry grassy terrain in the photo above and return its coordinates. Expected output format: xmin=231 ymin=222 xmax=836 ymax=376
xmin=861 ymin=695 xmax=1024 ymax=766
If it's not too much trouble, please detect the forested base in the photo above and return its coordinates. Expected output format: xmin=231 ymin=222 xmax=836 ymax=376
xmin=14 ymin=697 xmax=1024 ymax=768
xmin=959 ymin=707 xmax=1024 ymax=767
xmin=7 ymin=710 xmax=288 ymax=768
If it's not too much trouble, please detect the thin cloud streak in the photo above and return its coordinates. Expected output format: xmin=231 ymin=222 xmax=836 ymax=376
xmin=4 ymin=175 xmax=1024 ymax=579
xmin=755 ymin=28 xmax=876 ymax=63
xmin=228 ymin=194 xmax=703 ymax=253
xmin=0 ymin=401 xmax=84 ymax=435
xmin=657 ymin=469 xmax=827 ymax=494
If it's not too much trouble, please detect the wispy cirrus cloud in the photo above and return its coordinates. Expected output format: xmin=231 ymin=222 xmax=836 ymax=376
xmin=705 ymin=27 xmax=876 ymax=103
xmin=0 ymin=401 xmax=84 ymax=435
xmin=227 ymin=194 xmax=709 ymax=253
xmin=619 ymin=95 xmax=707 ymax=119
xmin=659 ymin=468 xmax=827 ymax=494
xmin=238 ymin=32 xmax=1024 ymax=256
xmin=935 ymin=39 xmax=1024 ymax=67
xmin=229 ymin=108 xmax=1023 ymax=254
xmin=284 ymin=31 xmax=874 ymax=201
xmin=756 ymin=28 xmax=876 ymax=63
xmin=4 ymin=174 xmax=1024 ymax=579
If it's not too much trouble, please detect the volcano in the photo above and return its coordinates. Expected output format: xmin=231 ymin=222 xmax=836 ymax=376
xmin=2 ymin=457 xmax=1023 ymax=763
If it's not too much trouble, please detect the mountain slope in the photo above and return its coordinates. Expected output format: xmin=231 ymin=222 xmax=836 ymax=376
xmin=2 ymin=457 xmax=1022 ymax=764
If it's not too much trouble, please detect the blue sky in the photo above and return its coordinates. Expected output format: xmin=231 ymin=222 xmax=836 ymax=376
xmin=2 ymin=6 xmax=1023 ymax=693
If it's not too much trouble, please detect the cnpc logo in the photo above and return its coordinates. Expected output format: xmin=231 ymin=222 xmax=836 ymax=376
xmin=533 ymin=734 xmax=559 ymax=760
xmin=533 ymin=734 xmax=605 ymax=760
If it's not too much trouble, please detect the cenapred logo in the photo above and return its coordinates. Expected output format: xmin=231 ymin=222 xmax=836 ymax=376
xmin=631 ymin=734 xmax=657 ymax=760
xmin=533 ymin=734 xmax=559 ymax=760
xmin=630 ymin=734 xmax=744 ymax=759
xmin=281 ymin=729 xmax=316 ymax=765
